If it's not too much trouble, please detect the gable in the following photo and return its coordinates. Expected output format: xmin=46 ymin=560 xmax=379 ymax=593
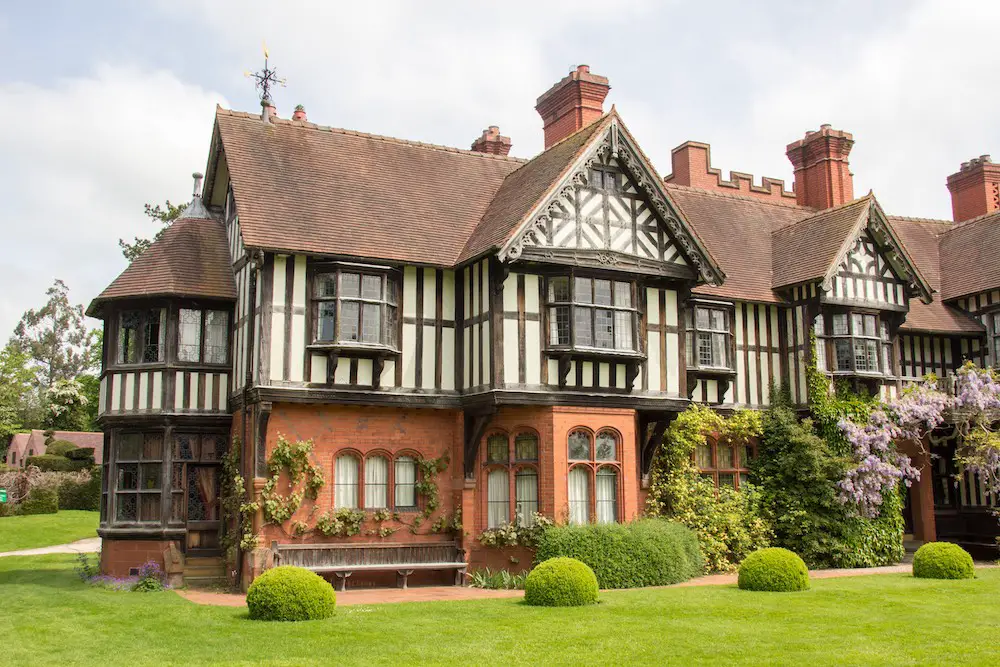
xmin=824 ymin=229 xmax=909 ymax=308
xmin=499 ymin=117 xmax=724 ymax=284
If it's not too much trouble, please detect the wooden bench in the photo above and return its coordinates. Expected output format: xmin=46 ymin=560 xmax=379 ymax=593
xmin=270 ymin=541 xmax=467 ymax=591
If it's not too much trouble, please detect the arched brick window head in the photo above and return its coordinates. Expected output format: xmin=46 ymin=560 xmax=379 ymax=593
xmin=483 ymin=430 xmax=539 ymax=529
xmin=567 ymin=429 xmax=620 ymax=525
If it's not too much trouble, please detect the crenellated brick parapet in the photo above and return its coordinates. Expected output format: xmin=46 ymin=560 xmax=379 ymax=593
xmin=664 ymin=141 xmax=799 ymax=205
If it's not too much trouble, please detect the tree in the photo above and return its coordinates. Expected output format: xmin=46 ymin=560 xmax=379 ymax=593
xmin=44 ymin=378 xmax=90 ymax=432
xmin=119 ymin=200 xmax=187 ymax=263
xmin=0 ymin=342 xmax=35 ymax=458
xmin=10 ymin=279 xmax=94 ymax=391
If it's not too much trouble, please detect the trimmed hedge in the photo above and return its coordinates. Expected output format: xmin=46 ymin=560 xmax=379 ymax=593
xmin=45 ymin=440 xmax=79 ymax=457
xmin=738 ymin=547 xmax=810 ymax=592
xmin=59 ymin=471 xmax=101 ymax=511
xmin=247 ymin=566 xmax=337 ymax=621
xmin=534 ymin=519 xmax=704 ymax=589
xmin=20 ymin=487 xmax=59 ymax=515
xmin=524 ymin=557 xmax=598 ymax=607
xmin=25 ymin=454 xmax=87 ymax=472
xmin=912 ymin=542 xmax=975 ymax=580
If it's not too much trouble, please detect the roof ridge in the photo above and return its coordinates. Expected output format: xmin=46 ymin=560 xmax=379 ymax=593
xmin=887 ymin=214 xmax=953 ymax=226
xmin=218 ymin=108 xmax=529 ymax=164
xmin=663 ymin=182 xmax=814 ymax=211
xmin=947 ymin=208 xmax=1000 ymax=230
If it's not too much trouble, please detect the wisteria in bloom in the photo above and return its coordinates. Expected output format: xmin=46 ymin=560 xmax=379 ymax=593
xmin=952 ymin=363 xmax=1000 ymax=412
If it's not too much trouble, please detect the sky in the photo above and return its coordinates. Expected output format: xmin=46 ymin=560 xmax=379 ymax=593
xmin=0 ymin=0 xmax=997 ymax=337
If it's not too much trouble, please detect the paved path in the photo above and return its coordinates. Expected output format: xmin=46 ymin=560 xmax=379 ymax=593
xmin=0 ymin=537 xmax=101 ymax=558
xmin=175 ymin=562 xmax=997 ymax=608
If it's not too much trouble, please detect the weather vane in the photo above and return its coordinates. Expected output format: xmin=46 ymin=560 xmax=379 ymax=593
xmin=244 ymin=41 xmax=286 ymax=106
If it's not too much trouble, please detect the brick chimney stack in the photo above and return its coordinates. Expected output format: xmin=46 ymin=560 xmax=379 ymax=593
xmin=785 ymin=125 xmax=855 ymax=210
xmin=470 ymin=126 xmax=512 ymax=156
xmin=946 ymin=155 xmax=1000 ymax=222
xmin=535 ymin=65 xmax=610 ymax=150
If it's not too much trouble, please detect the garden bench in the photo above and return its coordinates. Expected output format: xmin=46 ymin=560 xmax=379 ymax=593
xmin=270 ymin=541 xmax=467 ymax=591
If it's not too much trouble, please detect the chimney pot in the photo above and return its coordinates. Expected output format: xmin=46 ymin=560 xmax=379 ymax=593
xmin=292 ymin=105 xmax=307 ymax=122
xmin=192 ymin=172 xmax=204 ymax=199
xmin=535 ymin=65 xmax=610 ymax=149
xmin=470 ymin=125 xmax=512 ymax=156
xmin=981 ymin=154 xmax=992 ymax=163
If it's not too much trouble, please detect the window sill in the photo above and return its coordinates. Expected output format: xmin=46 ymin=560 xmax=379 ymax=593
xmin=687 ymin=366 xmax=736 ymax=377
xmin=307 ymin=342 xmax=401 ymax=357
xmin=544 ymin=347 xmax=645 ymax=362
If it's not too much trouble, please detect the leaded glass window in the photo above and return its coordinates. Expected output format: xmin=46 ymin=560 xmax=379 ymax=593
xmin=314 ymin=269 xmax=398 ymax=348
xmin=547 ymin=275 xmax=637 ymax=352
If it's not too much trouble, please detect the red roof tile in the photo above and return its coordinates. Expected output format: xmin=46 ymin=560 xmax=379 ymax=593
xmin=939 ymin=210 xmax=1000 ymax=301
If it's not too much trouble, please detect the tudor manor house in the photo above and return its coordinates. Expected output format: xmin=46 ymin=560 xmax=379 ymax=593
xmin=89 ymin=65 xmax=1000 ymax=586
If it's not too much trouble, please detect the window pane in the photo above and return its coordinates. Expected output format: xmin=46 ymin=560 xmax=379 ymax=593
xmin=205 ymin=311 xmax=229 ymax=364
xmin=575 ymin=277 xmax=592 ymax=304
xmin=174 ymin=433 xmax=196 ymax=461
xmin=487 ymin=468 xmax=510 ymax=528
xmin=595 ymin=432 xmax=617 ymax=461
xmin=710 ymin=309 xmax=726 ymax=331
xmin=833 ymin=314 xmax=849 ymax=336
xmin=814 ymin=314 xmax=825 ymax=336
xmin=854 ymin=339 xmax=868 ymax=371
xmin=486 ymin=434 xmax=508 ymax=463
xmin=117 ymin=464 xmax=138 ymax=490
xmin=142 ymin=433 xmax=163 ymax=460
xmin=595 ymin=467 xmax=617 ymax=524
xmin=594 ymin=280 xmax=612 ymax=306
xmin=549 ymin=277 xmax=570 ymax=302
xmin=140 ymin=464 xmax=160 ymax=490
xmin=361 ymin=303 xmax=381 ymax=343
xmin=882 ymin=343 xmax=893 ymax=375
xmin=852 ymin=313 xmax=864 ymax=336
xmin=574 ymin=307 xmax=593 ymax=346
xmin=143 ymin=309 xmax=165 ymax=362
xmin=864 ymin=315 xmax=877 ymax=338
xmin=385 ymin=305 xmax=398 ymax=348
xmin=712 ymin=333 xmax=728 ymax=367
xmin=815 ymin=337 xmax=827 ymax=371
xmin=317 ymin=302 xmax=337 ymax=341
xmin=595 ymin=309 xmax=613 ymax=348
xmin=316 ymin=274 xmax=337 ymax=298
xmin=339 ymin=302 xmax=360 ymax=342
xmin=835 ymin=340 xmax=852 ymax=371
xmin=118 ymin=311 xmax=141 ymax=363
xmin=880 ymin=321 xmax=890 ymax=341
xmin=866 ymin=340 xmax=879 ymax=372
xmin=118 ymin=434 xmax=142 ymax=461
xmin=588 ymin=169 xmax=603 ymax=188
xmin=514 ymin=433 xmax=538 ymax=461
xmin=365 ymin=456 xmax=388 ymax=509
xmin=568 ymin=431 xmax=591 ymax=460
xmin=341 ymin=273 xmax=361 ymax=298
xmin=178 ymin=309 xmax=202 ymax=362
xmin=515 ymin=469 xmax=538 ymax=525
xmin=698 ymin=332 xmax=713 ymax=366
xmin=550 ymin=306 xmax=570 ymax=345
xmin=385 ymin=278 xmax=398 ymax=305
xmin=696 ymin=444 xmax=712 ymax=469
xmin=394 ymin=456 xmax=417 ymax=508
xmin=696 ymin=308 xmax=710 ymax=329
xmin=116 ymin=494 xmax=137 ymax=522
xmin=717 ymin=445 xmax=734 ymax=469
xmin=614 ymin=311 xmax=633 ymax=351
xmin=718 ymin=472 xmax=737 ymax=490
xmin=568 ymin=467 xmax=590 ymax=525
xmin=334 ymin=455 xmax=359 ymax=509
xmin=614 ymin=282 xmax=631 ymax=308
xmin=361 ymin=275 xmax=382 ymax=300
xmin=171 ymin=464 xmax=183 ymax=491
xmin=741 ymin=444 xmax=754 ymax=467
xmin=187 ymin=467 xmax=218 ymax=521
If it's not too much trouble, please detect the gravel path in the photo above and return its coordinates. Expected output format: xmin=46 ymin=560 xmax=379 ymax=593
xmin=0 ymin=537 xmax=101 ymax=558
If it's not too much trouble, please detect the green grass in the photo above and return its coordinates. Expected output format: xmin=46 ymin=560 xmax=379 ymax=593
xmin=1 ymin=556 xmax=998 ymax=665
xmin=0 ymin=511 xmax=99 ymax=552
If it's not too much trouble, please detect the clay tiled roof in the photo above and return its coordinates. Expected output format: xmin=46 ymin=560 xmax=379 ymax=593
xmin=87 ymin=213 xmax=236 ymax=316
xmin=665 ymin=185 xmax=813 ymax=303
xmin=939 ymin=210 xmax=1000 ymax=301
xmin=771 ymin=197 xmax=872 ymax=290
xmin=215 ymin=109 xmax=525 ymax=267
xmin=5 ymin=430 xmax=104 ymax=467
xmin=459 ymin=117 xmax=607 ymax=262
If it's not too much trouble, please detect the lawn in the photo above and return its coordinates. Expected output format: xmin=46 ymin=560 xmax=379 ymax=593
xmin=1 ymin=556 xmax=998 ymax=666
xmin=0 ymin=510 xmax=99 ymax=552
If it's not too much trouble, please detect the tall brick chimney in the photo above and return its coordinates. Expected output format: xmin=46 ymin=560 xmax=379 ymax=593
xmin=470 ymin=126 xmax=512 ymax=156
xmin=785 ymin=125 xmax=855 ymax=209
xmin=946 ymin=155 xmax=1000 ymax=222
xmin=535 ymin=65 xmax=610 ymax=150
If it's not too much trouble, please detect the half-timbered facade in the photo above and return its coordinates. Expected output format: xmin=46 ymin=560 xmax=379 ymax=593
xmin=89 ymin=65 xmax=1000 ymax=583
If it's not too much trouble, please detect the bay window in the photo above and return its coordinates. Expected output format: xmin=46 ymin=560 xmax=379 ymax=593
xmin=113 ymin=432 xmax=163 ymax=523
xmin=177 ymin=308 xmax=229 ymax=364
xmin=992 ymin=313 xmax=1000 ymax=367
xmin=314 ymin=268 xmax=398 ymax=348
xmin=482 ymin=430 xmax=540 ymax=528
xmin=685 ymin=304 xmax=732 ymax=370
xmin=547 ymin=276 xmax=637 ymax=352
xmin=817 ymin=311 xmax=892 ymax=375
xmin=566 ymin=429 xmax=620 ymax=524
xmin=118 ymin=309 xmax=165 ymax=364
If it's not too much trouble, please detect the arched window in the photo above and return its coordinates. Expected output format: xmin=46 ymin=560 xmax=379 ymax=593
xmin=482 ymin=430 xmax=540 ymax=528
xmin=486 ymin=433 xmax=508 ymax=463
xmin=568 ymin=430 xmax=591 ymax=460
xmin=566 ymin=428 xmax=621 ymax=524
xmin=487 ymin=468 xmax=510 ymax=528
xmin=595 ymin=466 xmax=618 ymax=524
xmin=394 ymin=456 xmax=418 ymax=508
xmin=595 ymin=431 xmax=617 ymax=461
xmin=365 ymin=455 xmax=389 ymax=509
xmin=515 ymin=468 xmax=539 ymax=525
xmin=568 ymin=466 xmax=590 ymax=525
xmin=334 ymin=454 xmax=360 ymax=509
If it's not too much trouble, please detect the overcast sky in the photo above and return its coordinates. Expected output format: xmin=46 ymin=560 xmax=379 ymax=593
xmin=0 ymin=0 xmax=996 ymax=337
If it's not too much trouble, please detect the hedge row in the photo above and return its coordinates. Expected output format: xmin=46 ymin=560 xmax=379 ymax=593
xmin=534 ymin=519 xmax=703 ymax=588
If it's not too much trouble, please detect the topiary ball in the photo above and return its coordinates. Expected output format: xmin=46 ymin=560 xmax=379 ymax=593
xmin=524 ymin=557 xmax=599 ymax=607
xmin=738 ymin=547 xmax=810 ymax=592
xmin=246 ymin=566 xmax=336 ymax=621
xmin=912 ymin=542 xmax=975 ymax=580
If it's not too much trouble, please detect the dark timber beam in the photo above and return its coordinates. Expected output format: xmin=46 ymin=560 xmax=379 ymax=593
xmin=463 ymin=409 xmax=495 ymax=479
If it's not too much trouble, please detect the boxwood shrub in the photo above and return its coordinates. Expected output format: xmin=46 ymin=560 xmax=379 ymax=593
xmin=20 ymin=486 xmax=59 ymax=515
xmin=246 ymin=566 xmax=336 ymax=621
xmin=58 ymin=471 xmax=101 ymax=511
xmin=524 ymin=557 xmax=598 ymax=607
xmin=738 ymin=547 xmax=809 ymax=592
xmin=912 ymin=542 xmax=975 ymax=580
xmin=45 ymin=440 xmax=79 ymax=457
xmin=534 ymin=519 xmax=703 ymax=588
xmin=25 ymin=454 xmax=83 ymax=472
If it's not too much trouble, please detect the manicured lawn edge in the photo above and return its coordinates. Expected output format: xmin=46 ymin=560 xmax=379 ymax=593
xmin=0 ymin=510 xmax=99 ymax=552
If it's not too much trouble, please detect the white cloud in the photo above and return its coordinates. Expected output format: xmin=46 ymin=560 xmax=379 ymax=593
xmin=0 ymin=65 xmax=227 ymax=337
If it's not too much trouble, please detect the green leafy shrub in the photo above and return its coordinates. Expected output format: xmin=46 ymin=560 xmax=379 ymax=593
xmin=25 ymin=454 xmax=75 ymax=472
xmin=20 ymin=486 xmax=58 ymax=515
xmin=0 ymin=501 xmax=21 ymax=517
xmin=524 ymin=557 xmax=598 ymax=607
xmin=737 ymin=547 xmax=810 ymax=592
xmin=45 ymin=440 xmax=79 ymax=457
xmin=65 ymin=447 xmax=96 ymax=464
xmin=58 ymin=471 xmax=101 ymax=510
xmin=912 ymin=542 xmax=975 ymax=580
xmin=535 ymin=519 xmax=702 ymax=588
xmin=247 ymin=566 xmax=336 ymax=621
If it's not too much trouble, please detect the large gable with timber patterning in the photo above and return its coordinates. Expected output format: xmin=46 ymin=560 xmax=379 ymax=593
xmin=91 ymin=63 xmax=1000 ymax=585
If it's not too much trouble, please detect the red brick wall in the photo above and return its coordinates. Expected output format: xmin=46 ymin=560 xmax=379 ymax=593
xmin=665 ymin=142 xmax=798 ymax=205
xmin=947 ymin=160 xmax=1000 ymax=222
xmin=101 ymin=539 xmax=175 ymax=577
